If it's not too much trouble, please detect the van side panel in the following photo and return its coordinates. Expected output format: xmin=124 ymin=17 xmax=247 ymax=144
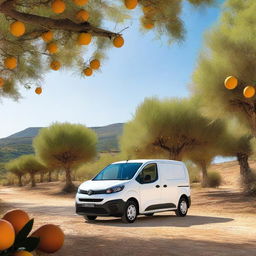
xmin=158 ymin=162 xmax=190 ymax=207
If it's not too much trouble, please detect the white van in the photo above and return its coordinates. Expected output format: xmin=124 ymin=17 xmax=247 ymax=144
xmin=76 ymin=159 xmax=191 ymax=223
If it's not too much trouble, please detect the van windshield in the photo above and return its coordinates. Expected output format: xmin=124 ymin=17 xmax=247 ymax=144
xmin=93 ymin=163 xmax=142 ymax=180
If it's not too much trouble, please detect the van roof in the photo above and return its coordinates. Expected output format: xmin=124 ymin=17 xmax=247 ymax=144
xmin=112 ymin=159 xmax=183 ymax=165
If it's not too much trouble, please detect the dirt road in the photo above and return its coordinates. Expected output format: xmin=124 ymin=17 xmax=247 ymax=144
xmin=0 ymin=182 xmax=255 ymax=256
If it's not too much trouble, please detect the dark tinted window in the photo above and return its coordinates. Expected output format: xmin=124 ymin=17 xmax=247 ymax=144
xmin=136 ymin=163 xmax=158 ymax=184
xmin=93 ymin=163 xmax=142 ymax=180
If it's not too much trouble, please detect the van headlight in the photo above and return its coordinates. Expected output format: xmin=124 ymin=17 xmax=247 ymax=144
xmin=106 ymin=185 xmax=124 ymax=194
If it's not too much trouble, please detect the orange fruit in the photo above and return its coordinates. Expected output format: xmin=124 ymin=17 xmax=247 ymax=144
xmin=50 ymin=60 xmax=61 ymax=71
xmin=73 ymin=0 xmax=88 ymax=6
xmin=76 ymin=10 xmax=89 ymax=22
xmin=90 ymin=59 xmax=100 ymax=70
xmin=243 ymin=86 xmax=255 ymax=98
xmin=125 ymin=0 xmax=138 ymax=9
xmin=224 ymin=76 xmax=238 ymax=90
xmin=141 ymin=17 xmax=154 ymax=29
xmin=14 ymin=251 xmax=33 ymax=256
xmin=31 ymin=224 xmax=64 ymax=253
xmin=113 ymin=36 xmax=124 ymax=48
xmin=10 ymin=21 xmax=26 ymax=37
xmin=83 ymin=67 xmax=93 ymax=76
xmin=0 ymin=77 xmax=5 ymax=87
xmin=0 ymin=219 xmax=15 ymax=250
xmin=47 ymin=42 xmax=58 ymax=54
xmin=35 ymin=87 xmax=42 ymax=95
xmin=4 ymin=57 xmax=17 ymax=69
xmin=41 ymin=31 xmax=53 ymax=42
xmin=2 ymin=209 xmax=29 ymax=234
xmin=51 ymin=0 xmax=66 ymax=14
xmin=78 ymin=33 xmax=92 ymax=45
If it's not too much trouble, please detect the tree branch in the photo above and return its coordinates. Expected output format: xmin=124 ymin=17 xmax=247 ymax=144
xmin=0 ymin=0 xmax=119 ymax=39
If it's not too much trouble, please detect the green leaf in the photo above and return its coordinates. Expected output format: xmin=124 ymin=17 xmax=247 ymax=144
xmin=15 ymin=219 xmax=34 ymax=245
xmin=17 ymin=237 xmax=40 ymax=252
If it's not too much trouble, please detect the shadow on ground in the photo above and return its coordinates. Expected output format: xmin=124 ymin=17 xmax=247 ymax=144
xmin=55 ymin=234 xmax=256 ymax=256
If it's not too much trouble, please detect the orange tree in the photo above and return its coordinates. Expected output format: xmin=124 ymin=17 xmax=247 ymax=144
xmin=0 ymin=0 xmax=214 ymax=98
xmin=192 ymin=0 xmax=256 ymax=135
xmin=33 ymin=122 xmax=97 ymax=192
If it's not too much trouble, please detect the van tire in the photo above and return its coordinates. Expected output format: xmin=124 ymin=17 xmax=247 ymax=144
xmin=122 ymin=200 xmax=138 ymax=223
xmin=175 ymin=197 xmax=188 ymax=217
xmin=84 ymin=215 xmax=97 ymax=221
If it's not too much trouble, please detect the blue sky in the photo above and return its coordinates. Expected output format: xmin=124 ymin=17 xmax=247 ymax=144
xmin=0 ymin=2 xmax=222 ymax=138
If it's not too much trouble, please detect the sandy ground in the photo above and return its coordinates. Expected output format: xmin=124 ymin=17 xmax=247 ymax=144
xmin=0 ymin=161 xmax=256 ymax=256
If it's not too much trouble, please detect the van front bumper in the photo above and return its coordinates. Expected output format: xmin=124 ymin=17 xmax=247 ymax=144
xmin=76 ymin=199 xmax=125 ymax=217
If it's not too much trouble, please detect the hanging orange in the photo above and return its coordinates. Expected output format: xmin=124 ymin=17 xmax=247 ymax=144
xmin=47 ymin=42 xmax=58 ymax=54
xmin=41 ymin=31 xmax=53 ymax=42
xmin=113 ymin=36 xmax=124 ymax=48
xmin=35 ymin=87 xmax=42 ymax=95
xmin=73 ymin=0 xmax=88 ymax=6
xmin=0 ymin=77 xmax=4 ymax=87
xmin=141 ymin=17 xmax=154 ymax=29
xmin=124 ymin=0 xmax=138 ymax=9
xmin=31 ymin=224 xmax=64 ymax=253
xmin=78 ymin=33 xmax=92 ymax=45
xmin=224 ymin=76 xmax=238 ymax=90
xmin=90 ymin=59 xmax=100 ymax=70
xmin=83 ymin=67 xmax=93 ymax=76
xmin=76 ymin=10 xmax=89 ymax=22
xmin=0 ymin=219 xmax=15 ymax=251
xmin=4 ymin=57 xmax=17 ymax=69
xmin=50 ymin=60 xmax=61 ymax=71
xmin=243 ymin=86 xmax=255 ymax=98
xmin=2 ymin=209 xmax=29 ymax=234
xmin=51 ymin=0 xmax=66 ymax=14
xmin=10 ymin=21 xmax=26 ymax=37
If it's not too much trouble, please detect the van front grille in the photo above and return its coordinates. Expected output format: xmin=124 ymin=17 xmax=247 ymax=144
xmin=79 ymin=198 xmax=103 ymax=202
xmin=79 ymin=189 xmax=106 ymax=195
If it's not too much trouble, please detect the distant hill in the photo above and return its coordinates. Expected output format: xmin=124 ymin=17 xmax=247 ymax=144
xmin=0 ymin=123 xmax=124 ymax=164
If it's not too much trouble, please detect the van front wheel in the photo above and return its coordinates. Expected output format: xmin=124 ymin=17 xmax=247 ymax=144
xmin=122 ymin=200 xmax=138 ymax=223
xmin=175 ymin=197 xmax=188 ymax=217
xmin=84 ymin=215 xmax=97 ymax=221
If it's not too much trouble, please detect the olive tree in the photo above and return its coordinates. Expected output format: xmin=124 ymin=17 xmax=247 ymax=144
xmin=5 ymin=158 xmax=24 ymax=186
xmin=121 ymin=98 xmax=226 ymax=167
xmin=33 ymin=122 xmax=97 ymax=192
xmin=17 ymin=154 xmax=45 ymax=187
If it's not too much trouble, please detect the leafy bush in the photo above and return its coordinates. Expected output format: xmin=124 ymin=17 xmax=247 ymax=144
xmin=208 ymin=171 xmax=222 ymax=188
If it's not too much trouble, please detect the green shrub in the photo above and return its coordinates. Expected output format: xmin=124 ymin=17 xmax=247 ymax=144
xmin=208 ymin=171 xmax=222 ymax=188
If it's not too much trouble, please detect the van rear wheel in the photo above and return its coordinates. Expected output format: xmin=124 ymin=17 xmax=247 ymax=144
xmin=175 ymin=197 xmax=188 ymax=217
xmin=84 ymin=215 xmax=97 ymax=221
xmin=122 ymin=200 xmax=138 ymax=223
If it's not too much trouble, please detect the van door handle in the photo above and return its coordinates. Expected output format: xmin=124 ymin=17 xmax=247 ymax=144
xmin=155 ymin=185 xmax=160 ymax=188
xmin=163 ymin=185 xmax=167 ymax=188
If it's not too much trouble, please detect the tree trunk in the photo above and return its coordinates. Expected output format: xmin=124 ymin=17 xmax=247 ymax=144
xmin=30 ymin=173 xmax=36 ymax=188
xmin=169 ymin=151 xmax=182 ymax=161
xmin=48 ymin=170 xmax=52 ymax=182
xmin=63 ymin=167 xmax=76 ymax=193
xmin=237 ymin=153 xmax=254 ymax=194
xmin=18 ymin=174 xmax=22 ymax=187
xmin=200 ymin=161 xmax=208 ymax=188
xmin=40 ymin=173 xmax=44 ymax=183
xmin=55 ymin=170 xmax=59 ymax=181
